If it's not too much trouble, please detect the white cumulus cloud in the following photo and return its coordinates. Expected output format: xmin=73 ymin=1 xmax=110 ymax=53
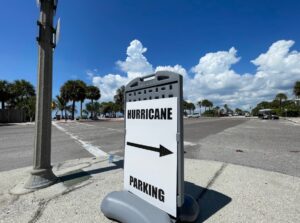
xmin=185 ymin=40 xmax=300 ymax=109
xmin=192 ymin=47 xmax=240 ymax=75
xmin=187 ymin=47 xmax=245 ymax=105
xmin=116 ymin=39 xmax=153 ymax=79
xmin=90 ymin=39 xmax=300 ymax=109
xmin=91 ymin=40 xmax=154 ymax=101
xmin=252 ymin=40 xmax=300 ymax=73
xmin=155 ymin=65 xmax=188 ymax=77
xmin=92 ymin=73 xmax=128 ymax=102
xmin=250 ymin=40 xmax=300 ymax=90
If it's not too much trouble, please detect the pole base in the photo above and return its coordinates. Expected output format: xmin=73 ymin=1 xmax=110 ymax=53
xmin=25 ymin=168 xmax=58 ymax=189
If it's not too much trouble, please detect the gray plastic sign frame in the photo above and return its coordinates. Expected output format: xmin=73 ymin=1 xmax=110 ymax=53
xmin=101 ymin=71 xmax=199 ymax=222
xmin=124 ymin=71 xmax=184 ymax=210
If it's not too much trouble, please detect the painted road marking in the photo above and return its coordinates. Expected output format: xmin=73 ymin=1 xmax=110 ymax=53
xmin=52 ymin=122 xmax=108 ymax=157
xmin=184 ymin=141 xmax=197 ymax=146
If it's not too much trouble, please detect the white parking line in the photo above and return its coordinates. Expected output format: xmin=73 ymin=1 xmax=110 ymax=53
xmin=184 ymin=141 xmax=197 ymax=146
xmin=102 ymin=127 xmax=123 ymax=133
xmin=76 ymin=122 xmax=95 ymax=127
xmin=52 ymin=122 xmax=108 ymax=157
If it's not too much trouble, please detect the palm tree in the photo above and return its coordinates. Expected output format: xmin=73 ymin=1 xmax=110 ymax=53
xmin=100 ymin=101 xmax=115 ymax=117
xmin=86 ymin=86 xmax=101 ymax=103
xmin=86 ymin=102 xmax=101 ymax=119
xmin=60 ymin=80 xmax=87 ymax=120
xmin=77 ymin=82 xmax=87 ymax=119
xmin=207 ymin=100 xmax=213 ymax=110
xmin=188 ymin=102 xmax=195 ymax=114
xmin=0 ymin=80 xmax=11 ymax=109
xmin=294 ymin=81 xmax=300 ymax=108
xmin=9 ymin=79 xmax=35 ymax=108
xmin=235 ymin=108 xmax=243 ymax=115
xmin=197 ymin=101 xmax=202 ymax=115
xmin=21 ymin=96 xmax=36 ymax=122
xmin=114 ymin=85 xmax=125 ymax=113
xmin=294 ymin=81 xmax=300 ymax=98
xmin=183 ymin=100 xmax=189 ymax=115
xmin=257 ymin=101 xmax=271 ymax=109
xmin=7 ymin=80 xmax=36 ymax=121
xmin=82 ymin=109 xmax=89 ymax=117
xmin=53 ymin=95 xmax=69 ymax=120
xmin=202 ymin=99 xmax=210 ymax=111
xmin=224 ymin=104 xmax=229 ymax=113
xmin=86 ymin=85 xmax=101 ymax=119
xmin=275 ymin=93 xmax=287 ymax=111
xmin=51 ymin=100 xmax=57 ymax=112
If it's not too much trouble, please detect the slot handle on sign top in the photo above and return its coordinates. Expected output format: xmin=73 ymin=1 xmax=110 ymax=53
xmin=140 ymin=74 xmax=156 ymax=82
xmin=139 ymin=74 xmax=170 ymax=83
xmin=128 ymin=72 xmax=172 ymax=89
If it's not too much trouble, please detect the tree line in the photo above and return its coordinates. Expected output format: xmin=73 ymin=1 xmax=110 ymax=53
xmin=0 ymin=79 xmax=125 ymax=121
xmin=0 ymin=80 xmax=36 ymax=121
xmin=184 ymin=99 xmax=240 ymax=117
xmin=184 ymin=81 xmax=300 ymax=117
xmin=1 ymin=79 xmax=299 ymax=121
xmin=52 ymin=80 xmax=125 ymax=120
xmin=252 ymin=81 xmax=300 ymax=117
xmin=53 ymin=80 xmax=101 ymax=120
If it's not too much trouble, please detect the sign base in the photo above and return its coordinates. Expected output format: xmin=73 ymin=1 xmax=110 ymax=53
xmin=101 ymin=191 xmax=172 ymax=223
xmin=179 ymin=194 xmax=200 ymax=222
xmin=101 ymin=191 xmax=199 ymax=223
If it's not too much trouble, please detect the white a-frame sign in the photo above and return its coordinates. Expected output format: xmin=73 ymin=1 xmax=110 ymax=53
xmin=124 ymin=71 xmax=184 ymax=217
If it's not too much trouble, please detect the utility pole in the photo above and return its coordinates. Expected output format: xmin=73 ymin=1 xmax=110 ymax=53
xmin=25 ymin=0 xmax=58 ymax=189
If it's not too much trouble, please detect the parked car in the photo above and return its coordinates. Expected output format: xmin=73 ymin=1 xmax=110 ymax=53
xmin=259 ymin=109 xmax=279 ymax=120
xmin=263 ymin=114 xmax=279 ymax=120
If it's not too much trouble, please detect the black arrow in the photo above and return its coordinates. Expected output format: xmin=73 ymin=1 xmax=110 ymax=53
xmin=126 ymin=142 xmax=173 ymax=157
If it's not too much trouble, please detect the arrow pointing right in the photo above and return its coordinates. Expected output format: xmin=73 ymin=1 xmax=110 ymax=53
xmin=127 ymin=142 xmax=173 ymax=157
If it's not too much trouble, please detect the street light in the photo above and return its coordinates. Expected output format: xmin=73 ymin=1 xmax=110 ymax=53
xmin=25 ymin=0 xmax=60 ymax=189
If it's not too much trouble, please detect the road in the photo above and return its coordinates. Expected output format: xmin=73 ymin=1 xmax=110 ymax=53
xmin=0 ymin=123 xmax=92 ymax=171
xmin=183 ymin=118 xmax=300 ymax=177
xmin=0 ymin=118 xmax=299 ymax=177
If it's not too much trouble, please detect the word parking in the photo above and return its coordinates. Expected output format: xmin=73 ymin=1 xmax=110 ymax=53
xmin=129 ymin=176 xmax=165 ymax=202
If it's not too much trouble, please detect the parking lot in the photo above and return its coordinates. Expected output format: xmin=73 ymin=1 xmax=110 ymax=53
xmin=0 ymin=118 xmax=299 ymax=177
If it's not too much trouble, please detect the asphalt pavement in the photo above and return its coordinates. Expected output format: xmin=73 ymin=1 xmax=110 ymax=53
xmin=0 ymin=123 xmax=91 ymax=171
xmin=0 ymin=118 xmax=299 ymax=177
xmin=184 ymin=118 xmax=300 ymax=177
xmin=0 ymin=118 xmax=299 ymax=223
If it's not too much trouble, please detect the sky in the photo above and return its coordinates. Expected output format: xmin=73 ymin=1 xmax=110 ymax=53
xmin=1 ymin=0 xmax=300 ymax=110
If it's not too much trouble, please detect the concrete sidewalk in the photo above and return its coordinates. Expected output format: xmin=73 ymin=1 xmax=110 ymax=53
xmin=287 ymin=117 xmax=300 ymax=124
xmin=0 ymin=157 xmax=299 ymax=223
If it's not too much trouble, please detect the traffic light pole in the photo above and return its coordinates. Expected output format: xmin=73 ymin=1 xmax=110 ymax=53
xmin=25 ymin=0 xmax=58 ymax=189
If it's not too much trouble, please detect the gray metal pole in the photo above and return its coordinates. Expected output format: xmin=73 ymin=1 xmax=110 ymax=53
xmin=25 ymin=0 xmax=58 ymax=189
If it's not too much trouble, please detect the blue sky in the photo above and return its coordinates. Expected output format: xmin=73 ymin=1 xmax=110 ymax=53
xmin=1 ymin=0 xmax=300 ymax=109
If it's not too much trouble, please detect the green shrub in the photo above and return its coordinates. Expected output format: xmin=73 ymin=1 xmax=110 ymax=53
xmin=202 ymin=110 xmax=215 ymax=117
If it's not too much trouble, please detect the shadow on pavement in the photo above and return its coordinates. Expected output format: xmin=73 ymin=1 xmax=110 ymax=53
xmin=87 ymin=159 xmax=124 ymax=175
xmin=184 ymin=181 xmax=232 ymax=223
xmin=58 ymin=160 xmax=124 ymax=187
xmin=58 ymin=164 xmax=230 ymax=222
